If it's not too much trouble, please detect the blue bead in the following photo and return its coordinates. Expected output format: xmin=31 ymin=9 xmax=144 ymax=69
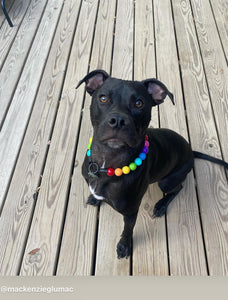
xmin=135 ymin=157 xmax=142 ymax=166
xmin=87 ymin=149 xmax=91 ymax=156
xmin=139 ymin=152 xmax=146 ymax=160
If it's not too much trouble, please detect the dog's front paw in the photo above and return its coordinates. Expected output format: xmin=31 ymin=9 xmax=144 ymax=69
xmin=116 ymin=240 xmax=131 ymax=259
xmin=87 ymin=195 xmax=101 ymax=206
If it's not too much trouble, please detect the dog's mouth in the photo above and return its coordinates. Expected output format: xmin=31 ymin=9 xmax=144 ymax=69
xmin=104 ymin=138 xmax=127 ymax=149
xmin=98 ymin=126 xmax=139 ymax=149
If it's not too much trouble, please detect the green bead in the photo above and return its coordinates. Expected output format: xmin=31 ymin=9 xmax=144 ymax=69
xmin=88 ymin=143 xmax=91 ymax=150
xmin=129 ymin=162 xmax=137 ymax=171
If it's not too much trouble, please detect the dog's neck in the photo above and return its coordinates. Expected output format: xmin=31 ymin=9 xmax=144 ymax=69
xmin=89 ymin=134 xmax=145 ymax=170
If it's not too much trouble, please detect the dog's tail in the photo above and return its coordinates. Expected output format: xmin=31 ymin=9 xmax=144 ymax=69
xmin=193 ymin=151 xmax=228 ymax=169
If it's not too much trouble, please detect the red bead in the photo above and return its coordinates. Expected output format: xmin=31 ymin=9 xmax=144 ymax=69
xmin=107 ymin=168 xmax=115 ymax=176
xmin=145 ymin=135 xmax=148 ymax=141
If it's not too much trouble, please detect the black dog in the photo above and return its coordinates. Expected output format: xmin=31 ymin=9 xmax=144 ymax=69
xmin=76 ymin=69 xmax=228 ymax=259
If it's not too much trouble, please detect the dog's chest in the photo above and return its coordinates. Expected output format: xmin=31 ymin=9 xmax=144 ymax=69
xmin=88 ymin=177 xmax=125 ymax=204
xmin=89 ymin=182 xmax=105 ymax=201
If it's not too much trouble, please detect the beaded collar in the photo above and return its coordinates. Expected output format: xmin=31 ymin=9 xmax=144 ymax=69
xmin=86 ymin=135 xmax=149 ymax=178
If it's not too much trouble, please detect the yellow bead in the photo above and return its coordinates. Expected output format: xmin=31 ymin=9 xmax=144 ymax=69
xmin=122 ymin=166 xmax=130 ymax=174
xmin=89 ymin=137 xmax=93 ymax=144
xmin=115 ymin=168 xmax=123 ymax=176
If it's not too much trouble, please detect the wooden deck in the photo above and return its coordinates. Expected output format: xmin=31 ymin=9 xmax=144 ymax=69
xmin=0 ymin=0 xmax=227 ymax=276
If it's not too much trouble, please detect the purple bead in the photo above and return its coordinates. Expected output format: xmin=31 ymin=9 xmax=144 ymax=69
xmin=144 ymin=140 xmax=149 ymax=148
xmin=142 ymin=146 xmax=149 ymax=154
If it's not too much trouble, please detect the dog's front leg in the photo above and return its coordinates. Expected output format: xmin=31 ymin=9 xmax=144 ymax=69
xmin=117 ymin=212 xmax=138 ymax=259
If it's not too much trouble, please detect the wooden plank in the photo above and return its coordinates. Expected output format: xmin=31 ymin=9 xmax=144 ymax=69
xmin=111 ymin=0 xmax=133 ymax=79
xmin=210 ymin=0 xmax=228 ymax=60
xmin=57 ymin=0 xmax=117 ymax=276
xmin=0 ymin=0 xmax=64 ymax=211
xmin=20 ymin=0 xmax=99 ymax=276
xmin=95 ymin=0 xmax=134 ymax=276
xmin=55 ymin=101 xmax=97 ymax=276
xmin=0 ymin=0 xmax=48 ymax=128
xmin=133 ymin=184 xmax=168 ymax=275
xmin=190 ymin=0 xmax=228 ymax=163
xmin=132 ymin=0 xmax=168 ymax=276
xmin=154 ymin=0 xmax=207 ymax=275
xmin=134 ymin=0 xmax=156 ymax=83
xmin=174 ymin=0 xmax=228 ymax=275
xmin=0 ymin=0 xmax=82 ymax=275
xmin=0 ymin=0 xmax=31 ymax=69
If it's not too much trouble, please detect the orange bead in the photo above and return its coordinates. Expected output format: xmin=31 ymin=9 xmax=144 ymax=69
xmin=115 ymin=168 xmax=123 ymax=176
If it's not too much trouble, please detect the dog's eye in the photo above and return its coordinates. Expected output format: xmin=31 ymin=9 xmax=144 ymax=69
xmin=135 ymin=99 xmax=144 ymax=108
xmin=99 ymin=95 xmax=109 ymax=103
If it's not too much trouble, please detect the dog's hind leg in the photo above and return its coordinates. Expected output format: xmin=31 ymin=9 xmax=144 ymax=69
xmin=153 ymin=184 xmax=183 ymax=217
xmin=153 ymin=159 xmax=193 ymax=217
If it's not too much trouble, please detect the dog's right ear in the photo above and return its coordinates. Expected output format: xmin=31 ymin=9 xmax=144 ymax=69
xmin=76 ymin=69 xmax=109 ymax=95
xmin=141 ymin=78 xmax=174 ymax=106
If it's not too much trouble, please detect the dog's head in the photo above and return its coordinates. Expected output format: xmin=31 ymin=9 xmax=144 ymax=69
xmin=76 ymin=70 xmax=174 ymax=149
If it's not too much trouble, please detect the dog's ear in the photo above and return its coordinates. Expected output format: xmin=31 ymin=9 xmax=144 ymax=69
xmin=142 ymin=79 xmax=174 ymax=106
xmin=76 ymin=69 xmax=109 ymax=95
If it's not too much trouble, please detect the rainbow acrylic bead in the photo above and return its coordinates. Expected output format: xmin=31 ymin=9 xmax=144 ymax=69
xmin=122 ymin=166 xmax=130 ymax=174
xmin=139 ymin=152 xmax=146 ymax=160
xmin=135 ymin=157 xmax=142 ymax=166
xmin=87 ymin=137 xmax=92 ymax=156
xmin=129 ymin=162 xmax=137 ymax=171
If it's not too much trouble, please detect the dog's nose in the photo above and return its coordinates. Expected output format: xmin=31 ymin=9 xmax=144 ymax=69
xmin=108 ymin=115 xmax=126 ymax=128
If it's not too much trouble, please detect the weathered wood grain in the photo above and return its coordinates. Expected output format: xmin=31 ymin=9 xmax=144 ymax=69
xmin=0 ymin=0 xmax=82 ymax=275
xmin=20 ymin=0 xmax=99 ymax=276
xmin=0 ymin=0 xmax=64 ymax=211
xmin=111 ymin=0 xmax=133 ymax=80
xmin=134 ymin=0 xmax=156 ymax=82
xmin=133 ymin=0 xmax=168 ymax=276
xmin=210 ymin=0 xmax=228 ymax=60
xmin=154 ymin=0 xmax=207 ymax=275
xmin=0 ymin=0 xmax=48 ymax=128
xmin=56 ymin=100 xmax=97 ymax=276
xmin=190 ymin=0 xmax=228 ymax=163
xmin=174 ymin=0 xmax=228 ymax=275
xmin=57 ymin=0 xmax=117 ymax=276
xmin=133 ymin=184 xmax=168 ymax=275
xmin=0 ymin=0 xmax=31 ymax=69
xmin=95 ymin=0 xmax=134 ymax=276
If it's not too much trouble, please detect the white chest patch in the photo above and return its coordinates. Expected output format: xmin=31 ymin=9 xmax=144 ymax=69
xmin=89 ymin=184 xmax=105 ymax=201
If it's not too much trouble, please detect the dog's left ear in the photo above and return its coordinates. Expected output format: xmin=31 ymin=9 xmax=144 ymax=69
xmin=142 ymin=79 xmax=174 ymax=106
xmin=76 ymin=69 xmax=109 ymax=95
